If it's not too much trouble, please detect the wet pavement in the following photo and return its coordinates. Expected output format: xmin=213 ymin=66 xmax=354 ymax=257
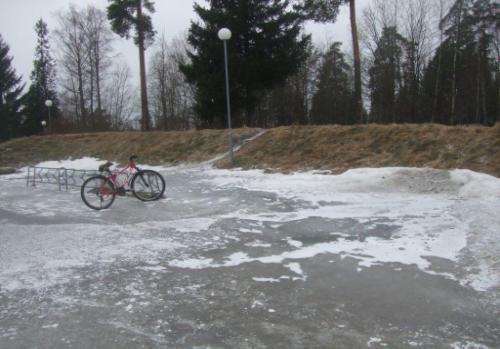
xmin=0 ymin=166 xmax=499 ymax=348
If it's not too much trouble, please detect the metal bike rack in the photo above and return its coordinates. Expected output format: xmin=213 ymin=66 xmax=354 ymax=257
xmin=26 ymin=167 xmax=100 ymax=191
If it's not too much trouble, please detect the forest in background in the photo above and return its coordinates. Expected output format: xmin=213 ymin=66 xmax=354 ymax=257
xmin=0 ymin=0 xmax=498 ymax=142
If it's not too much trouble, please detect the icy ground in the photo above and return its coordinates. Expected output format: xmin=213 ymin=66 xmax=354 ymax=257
xmin=0 ymin=158 xmax=499 ymax=348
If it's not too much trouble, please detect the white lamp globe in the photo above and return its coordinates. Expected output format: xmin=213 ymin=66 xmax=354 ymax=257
xmin=218 ymin=28 xmax=232 ymax=41
xmin=45 ymin=100 xmax=53 ymax=107
xmin=41 ymin=120 xmax=47 ymax=127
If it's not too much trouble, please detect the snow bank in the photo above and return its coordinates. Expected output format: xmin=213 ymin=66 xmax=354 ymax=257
xmin=34 ymin=157 xmax=111 ymax=170
xmin=205 ymin=166 xmax=500 ymax=197
xmin=450 ymin=169 xmax=500 ymax=198
xmin=31 ymin=157 xmax=177 ymax=173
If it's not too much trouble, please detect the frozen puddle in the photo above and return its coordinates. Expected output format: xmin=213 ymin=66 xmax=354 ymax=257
xmin=176 ymin=166 xmax=499 ymax=292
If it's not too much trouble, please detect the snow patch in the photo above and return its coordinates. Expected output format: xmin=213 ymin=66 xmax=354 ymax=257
xmin=34 ymin=157 xmax=111 ymax=171
xmin=252 ymin=277 xmax=280 ymax=283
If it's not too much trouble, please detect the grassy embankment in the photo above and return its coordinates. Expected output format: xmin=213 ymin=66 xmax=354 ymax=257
xmin=0 ymin=124 xmax=499 ymax=177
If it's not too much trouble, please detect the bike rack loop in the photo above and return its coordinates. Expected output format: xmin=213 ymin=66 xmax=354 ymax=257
xmin=26 ymin=167 xmax=100 ymax=191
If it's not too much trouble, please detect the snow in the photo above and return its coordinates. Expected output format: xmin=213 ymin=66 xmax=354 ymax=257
xmin=450 ymin=169 xmax=500 ymax=198
xmin=451 ymin=341 xmax=491 ymax=349
xmin=252 ymin=277 xmax=280 ymax=283
xmin=284 ymin=262 xmax=306 ymax=281
xmin=34 ymin=157 xmax=111 ymax=171
xmin=286 ymin=237 xmax=303 ymax=248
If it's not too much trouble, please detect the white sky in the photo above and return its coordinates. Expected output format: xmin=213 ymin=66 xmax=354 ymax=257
xmin=0 ymin=0 xmax=371 ymax=87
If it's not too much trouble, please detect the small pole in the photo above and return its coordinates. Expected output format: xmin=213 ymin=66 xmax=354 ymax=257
xmin=45 ymin=100 xmax=53 ymax=134
xmin=58 ymin=169 xmax=62 ymax=191
xmin=48 ymin=108 xmax=52 ymax=134
xmin=64 ymin=168 xmax=68 ymax=190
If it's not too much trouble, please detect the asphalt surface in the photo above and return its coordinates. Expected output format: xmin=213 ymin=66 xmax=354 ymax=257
xmin=0 ymin=166 xmax=499 ymax=349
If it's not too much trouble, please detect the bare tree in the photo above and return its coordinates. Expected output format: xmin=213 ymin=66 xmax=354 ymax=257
xmin=55 ymin=5 xmax=88 ymax=127
xmin=148 ymin=34 xmax=194 ymax=130
xmin=55 ymin=5 xmax=115 ymax=131
xmin=103 ymin=61 xmax=136 ymax=130
xmin=400 ymin=0 xmax=433 ymax=121
xmin=361 ymin=0 xmax=435 ymax=122
xmin=82 ymin=5 xmax=114 ymax=125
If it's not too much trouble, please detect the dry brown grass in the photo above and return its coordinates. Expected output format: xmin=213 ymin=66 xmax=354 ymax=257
xmin=0 ymin=128 xmax=260 ymax=168
xmin=1 ymin=124 xmax=499 ymax=177
xmin=217 ymin=124 xmax=500 ymax=178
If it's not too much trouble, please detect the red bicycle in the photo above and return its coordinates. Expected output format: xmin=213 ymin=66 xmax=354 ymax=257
xmin=80 ymin=155 xmax=165 ymax=210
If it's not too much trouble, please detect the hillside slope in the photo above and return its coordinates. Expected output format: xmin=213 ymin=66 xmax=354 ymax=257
xmin=220 ymin=124 xmax=500 ymax=177
xmin=0 ymin=128 xmax=260 ymax=168
xmin=1 ymin=124 xmax=499 ymax=177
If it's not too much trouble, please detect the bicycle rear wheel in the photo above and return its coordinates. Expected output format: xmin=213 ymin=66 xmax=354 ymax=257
xmin=131 ymin=170 xmax=165 ymax=201
xmin=81 ymin=175 xmax=116 ymax=210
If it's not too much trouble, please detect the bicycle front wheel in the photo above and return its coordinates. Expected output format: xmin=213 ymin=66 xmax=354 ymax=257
xmin=131 ymin=170 xmax=165 ymax=201
xmin=81 ymin=175 xmax=116 ymax=210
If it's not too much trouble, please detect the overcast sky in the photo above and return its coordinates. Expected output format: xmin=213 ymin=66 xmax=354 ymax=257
xmin=0 ymin=0 xmax=371 ymax=87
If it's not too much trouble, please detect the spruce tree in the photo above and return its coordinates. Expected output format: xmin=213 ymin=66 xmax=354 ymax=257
xmin=369 ymin=27 xmax=406 ymax=124
xmin=0 ymin=35 xmax=24 ymax=141
xmin=181 ymin=0 xmax=309 ymax=128
xmin=23 ymin=19 xmax=58 ymax=135
xmin=310 ymin=42 xmax=353 ymax=125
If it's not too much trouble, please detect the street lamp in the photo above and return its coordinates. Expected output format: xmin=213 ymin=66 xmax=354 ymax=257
xmin=45 ymin=99 xmax=53 ymax=133
xmin=41 ymin=120 xmax=47 ymax=134
xmin=218 ymin=28 xmax=234 ymax=165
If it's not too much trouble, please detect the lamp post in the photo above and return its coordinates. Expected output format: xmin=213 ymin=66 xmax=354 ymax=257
xmin=45 ymin=99 xmax=53 ymax=133
xmin=218 ymin=28 xmax=234 ymax=165
xmin=41 ymin=120 xmax=47 ymax=134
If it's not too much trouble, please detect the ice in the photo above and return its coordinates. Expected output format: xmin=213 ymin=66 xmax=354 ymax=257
xmin=1 ymin=160 xmax=500 ymax=294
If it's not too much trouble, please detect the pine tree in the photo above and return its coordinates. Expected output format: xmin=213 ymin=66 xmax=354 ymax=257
xmin=0 ymin=35 xmax=24 ymax=141
xmin=107 ymin=0 xmax=155 ymax=131
xmin=23 ymin=18 xmax=58 ymax=136
xmin=181 ymin=0 xmax=309 ymax=128
xmin=297 ymin=0 xmax=364 ymax=123
xmin=310 ymin=42 xmax=353 ymax=125
xmin=369 ymin=27 xmax=406 ymax=123
xmin=422 ymin=0 xmax=498 ymax=125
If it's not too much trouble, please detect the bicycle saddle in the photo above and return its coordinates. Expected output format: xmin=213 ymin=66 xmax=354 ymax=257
xmin=98 ymin=161 xmax=113 ymax=173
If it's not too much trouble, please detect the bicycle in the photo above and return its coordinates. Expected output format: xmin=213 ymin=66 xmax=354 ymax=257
xmin=80 ymin=155 xmax=165 ymax=210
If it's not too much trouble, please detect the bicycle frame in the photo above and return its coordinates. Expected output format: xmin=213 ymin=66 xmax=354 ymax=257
xmin=107 ymin=161 xmax=138 ymax=191
xmin=98 ymin=160 xmax=139 ymax=194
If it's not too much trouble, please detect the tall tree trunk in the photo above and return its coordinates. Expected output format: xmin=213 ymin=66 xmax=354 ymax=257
xmin=432 ymin=1 xmax=446 ymax=123
xmin=95 ymin=42 xmax=102 ymax=118
xmin=90 ymin=60 xmax=95 ymax=130
xmin=137 ymin=0 xmax=151 ymax=131
xmin=77 ymin=54 xmax=86 ymax=128
xmin=349 ymin=0 xmax=363 ymax=123
xmin=475 ymin=43 xmax=481 ymax=124
xmin=450 ymin=0 xmax=464 ymax=125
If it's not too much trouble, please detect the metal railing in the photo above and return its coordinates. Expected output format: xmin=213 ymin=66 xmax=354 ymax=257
xmin=26 ymin=167 xmax=100 ymax=191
